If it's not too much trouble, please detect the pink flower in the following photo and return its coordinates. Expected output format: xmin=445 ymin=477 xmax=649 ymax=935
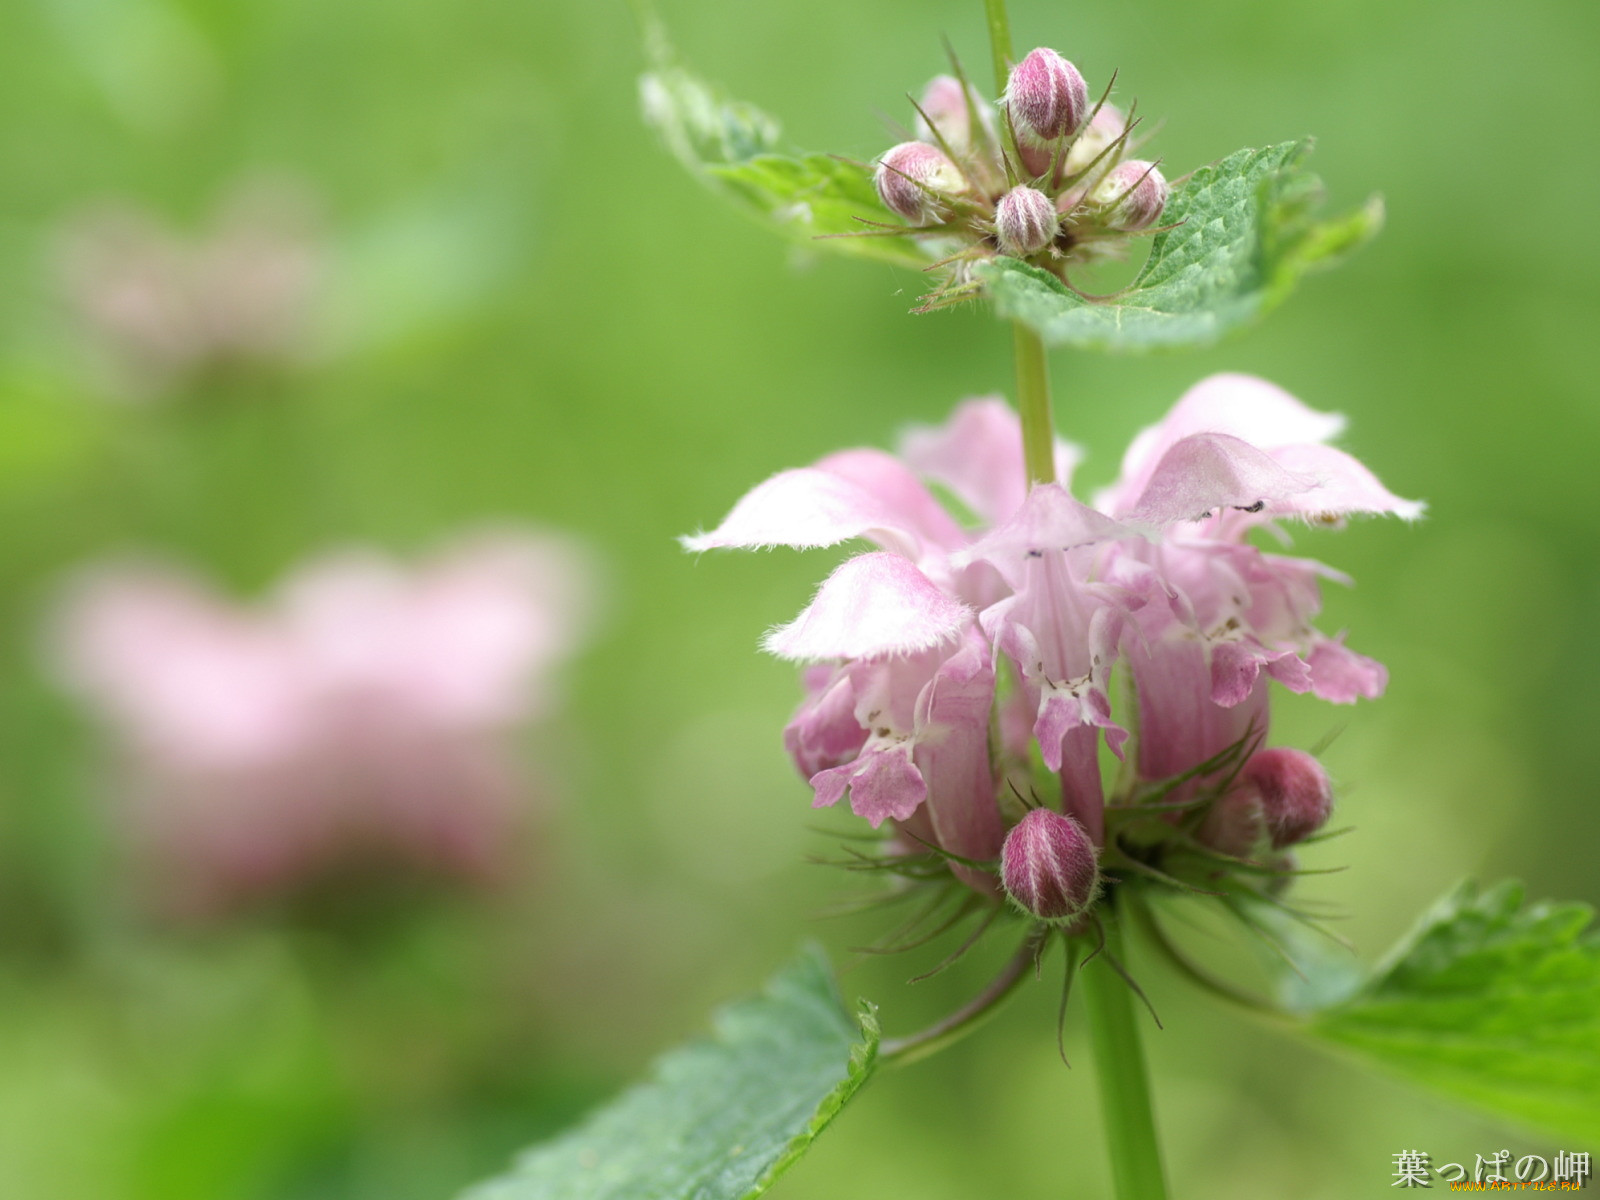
xmin=1099 ymin=374 xmax=1420 ymax=784
xmin=52 ymin=532 xmax=595 ymax=918
xmin=56 ymin=181 xmax=324 ymax=398
xmin=686 ymin=376 xmax=1417 ymax=889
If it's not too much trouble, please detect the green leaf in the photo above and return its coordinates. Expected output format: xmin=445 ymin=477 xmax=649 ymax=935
xmin=639 ymin=56 xmax=925 ymax=267
xmin=1305 ymin=881 xmax=1600 ymax=1144
xmin=976 ymin=140 xmax=1383 ymax=352
xmin=460 ymin=947 xmax=879 ymax=1200
xmin=705 ymin=154 xmax=929 ymax=268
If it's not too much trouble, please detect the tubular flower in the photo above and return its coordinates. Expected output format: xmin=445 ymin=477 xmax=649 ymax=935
xmin=685 ymin=375 xmax=1419 ymax=904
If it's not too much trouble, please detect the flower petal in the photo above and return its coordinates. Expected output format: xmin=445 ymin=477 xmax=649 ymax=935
xmin=810 ymin=740 xmax=927 ymax=826
xmin=957 ymin=483 xmax=1133 ymax=581
xmin=1125 ymin=433 xmax=1321 ymax=527
xmin=1267 ymin=444 xmax=1427 ymax=521
xmin=762 ymin=552 xmax=971 ymax=661
xmin=1306 ymin=636 xmax=1388 ymax=702
xmin=900 ymin=397 xmax=1082 ymax=526
xmin=783 ymin=665 xmax=868 ymax=780
xmin=1099 ymin=373 xmax=1346 ymax=515
xmin=1211 ymin=639 xmax=1313 ymax=706
xmin=681 ymin=449 xmax=964 ymax=559
xmin=814 ymin=448 xmax=967 ymax=550
xmin=912 ymin=629 xmax=1003 ymax=881
xmin=1128 ymin=636 xmax=1271 ymax=786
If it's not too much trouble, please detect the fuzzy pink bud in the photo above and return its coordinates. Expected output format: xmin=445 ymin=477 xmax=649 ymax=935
xmin=1000 ymin=808 xmax=1099 ymax=923
xmin=1064 ymin=103 xmax=1126 ymax=174
xmin=1093 ymin=160 xmax=1169 ymax=231
xmin=874 ymin=142 xmax=966 ymax=227
xmin=1005 ymin=48 xmax=1089 ymax=143
xmin=1241 ymin=748 xmax=1333 ymax=849
xmin=994 ymin=186 xmax=1058 ymax=257
xmin=1196 ymin=789 xmax=1266 ymax=859
xmin=914 ymin=75 xmax=980 ymax=152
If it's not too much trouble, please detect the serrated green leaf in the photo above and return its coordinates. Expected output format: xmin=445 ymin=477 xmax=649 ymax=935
xmin=976 ymin=140 xmax=1383 ymax=352
xmin=639 ymin=53 xmax=925 ymax=267
xmin=460 ymin=947 xmax=879 ymax=1200
xmin=705 ymin=154 xmax=929 ymax=267
xmin=1306 ymin=881 xmax=1600 ymax=1144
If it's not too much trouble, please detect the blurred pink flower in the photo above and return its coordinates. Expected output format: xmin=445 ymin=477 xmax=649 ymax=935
xmin=56 ymin=180 xmax=323 ymax=397
xmin=52 ymin=532 xmax=596 ymax=918
xmin=686 ymin=376 xmax=1418 ymax=876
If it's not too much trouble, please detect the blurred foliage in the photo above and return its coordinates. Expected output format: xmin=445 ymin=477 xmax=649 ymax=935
xmin=0 ymin=0 xmax=1597 ymax=1197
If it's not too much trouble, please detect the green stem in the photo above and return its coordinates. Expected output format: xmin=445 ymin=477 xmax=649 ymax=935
xmin=982 ymin=0 xmax=1013 ymax=95
xmin=879 ymin=929 xmax=1042 ymax=1066
xmin=1013 ymin=321 xmax=1056 ymax=486
xmin=1081 ymin=912 xmax=1170 ymax=1200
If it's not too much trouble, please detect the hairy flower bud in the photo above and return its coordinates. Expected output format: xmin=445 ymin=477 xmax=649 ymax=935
xmin=874 ymin=142 xmax=967 ymax=227
xmin=1196 ymin=788 xmax=1266 ymax=859
xmin=1064 ymin=103 xmax=1126 ymax=174
xmin=995 ymin=185 xmax=1058 ymax=257
xmin=1000 ymin=808 xmax=1099 ymax=923
xmin=1242 ymin=748 xmax=1334 ymax=849
xmin=1005 ymin=47 xmax=1089 ymax=143
xmin=1093 ymin=160 xmax=1169 ymax=231
xmin=914 ymin=75 xmax=981 ymax=153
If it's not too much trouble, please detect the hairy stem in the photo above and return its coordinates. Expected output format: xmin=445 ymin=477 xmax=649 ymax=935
xmin=982 ymin=0 xmax=1014 ymax=96
xmin=1013 ymin=321 xmax=1056 ymax=486
xmin=1081 ymin=912 xmax=1170 ymax=1200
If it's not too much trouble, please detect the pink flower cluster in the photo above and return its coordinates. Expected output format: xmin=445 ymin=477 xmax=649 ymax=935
xmin=53 ymin=533 xmax=594 ymax=917
xmin=686 ymin=375 xmax=1419 ymax=890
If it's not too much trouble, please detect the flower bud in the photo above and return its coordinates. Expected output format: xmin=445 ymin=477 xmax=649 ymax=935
xmin=1064 ymin=103 xmax=1125 ymax=174
xmin=914 ymin=75 xmax=981 ymax=153
xmin=1240 ymin=748 xmax=1333 ymax=849
xmin=1005 ymin=48 xmax=1089 ymax=143
xmin=1092 ymin=160 xmax=1169 ymax=231
xmin=1263 ymin=851 xmax=1297 ymax=899
xmin=874 ymin=142 xmax=967 ymax=227
xmin=994 ymin=185 xmax=1058 ymax=257
xmin=1000 ymin=808 xmax=1099 ymax=923
xmin=1196 ymin=788 xmax=1266 ymax=859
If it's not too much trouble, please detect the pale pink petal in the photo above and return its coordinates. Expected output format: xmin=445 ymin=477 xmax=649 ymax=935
xmin=1267 ymin=444 xmax=1427 ymax=521
xmin=54 ymin=566 xmax=309 ymax=768
xmin=1034 ymin=684 xmax=1123 ymax=771
xmin=762 ymin=552 xmax=971 ymax=661
xmin=1057 ymin=725 xmax=1108 ymax=846
xmin=784 ymin=665 xmax=868 ymax=779
xmin=682 ymin=449 xmax=963 ymax=559
xmin=814 ymin=449 xmax=968 ymax=551
xmin=1128 ymin=634 xmax=1271 ymax=797
xmin=385 ymin=534 xmax=595 ymax=725
xmin=1125 ymin=433 xmax=1320 ymax=527
xmin=912 ymin=629 xmax=1002 ymax=887
xmin=957 ymin=483 xmax=1132 ymax=582
xmin=1307 ymin=636 xmax=1388 ymax=702
xmin=810 ymin=740 xmax=927 ymax=826
xmin=899 ymin=397 xmax=1082 ymax=525
xmin=1211 ymin=640 xmax=1313 ymax=707
xmin=1099 ymin=373 xmax=1345 ymax=514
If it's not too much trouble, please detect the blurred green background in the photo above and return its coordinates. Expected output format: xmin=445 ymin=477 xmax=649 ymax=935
xmin=1 ymin=0 xmax=1597 ymax=1196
